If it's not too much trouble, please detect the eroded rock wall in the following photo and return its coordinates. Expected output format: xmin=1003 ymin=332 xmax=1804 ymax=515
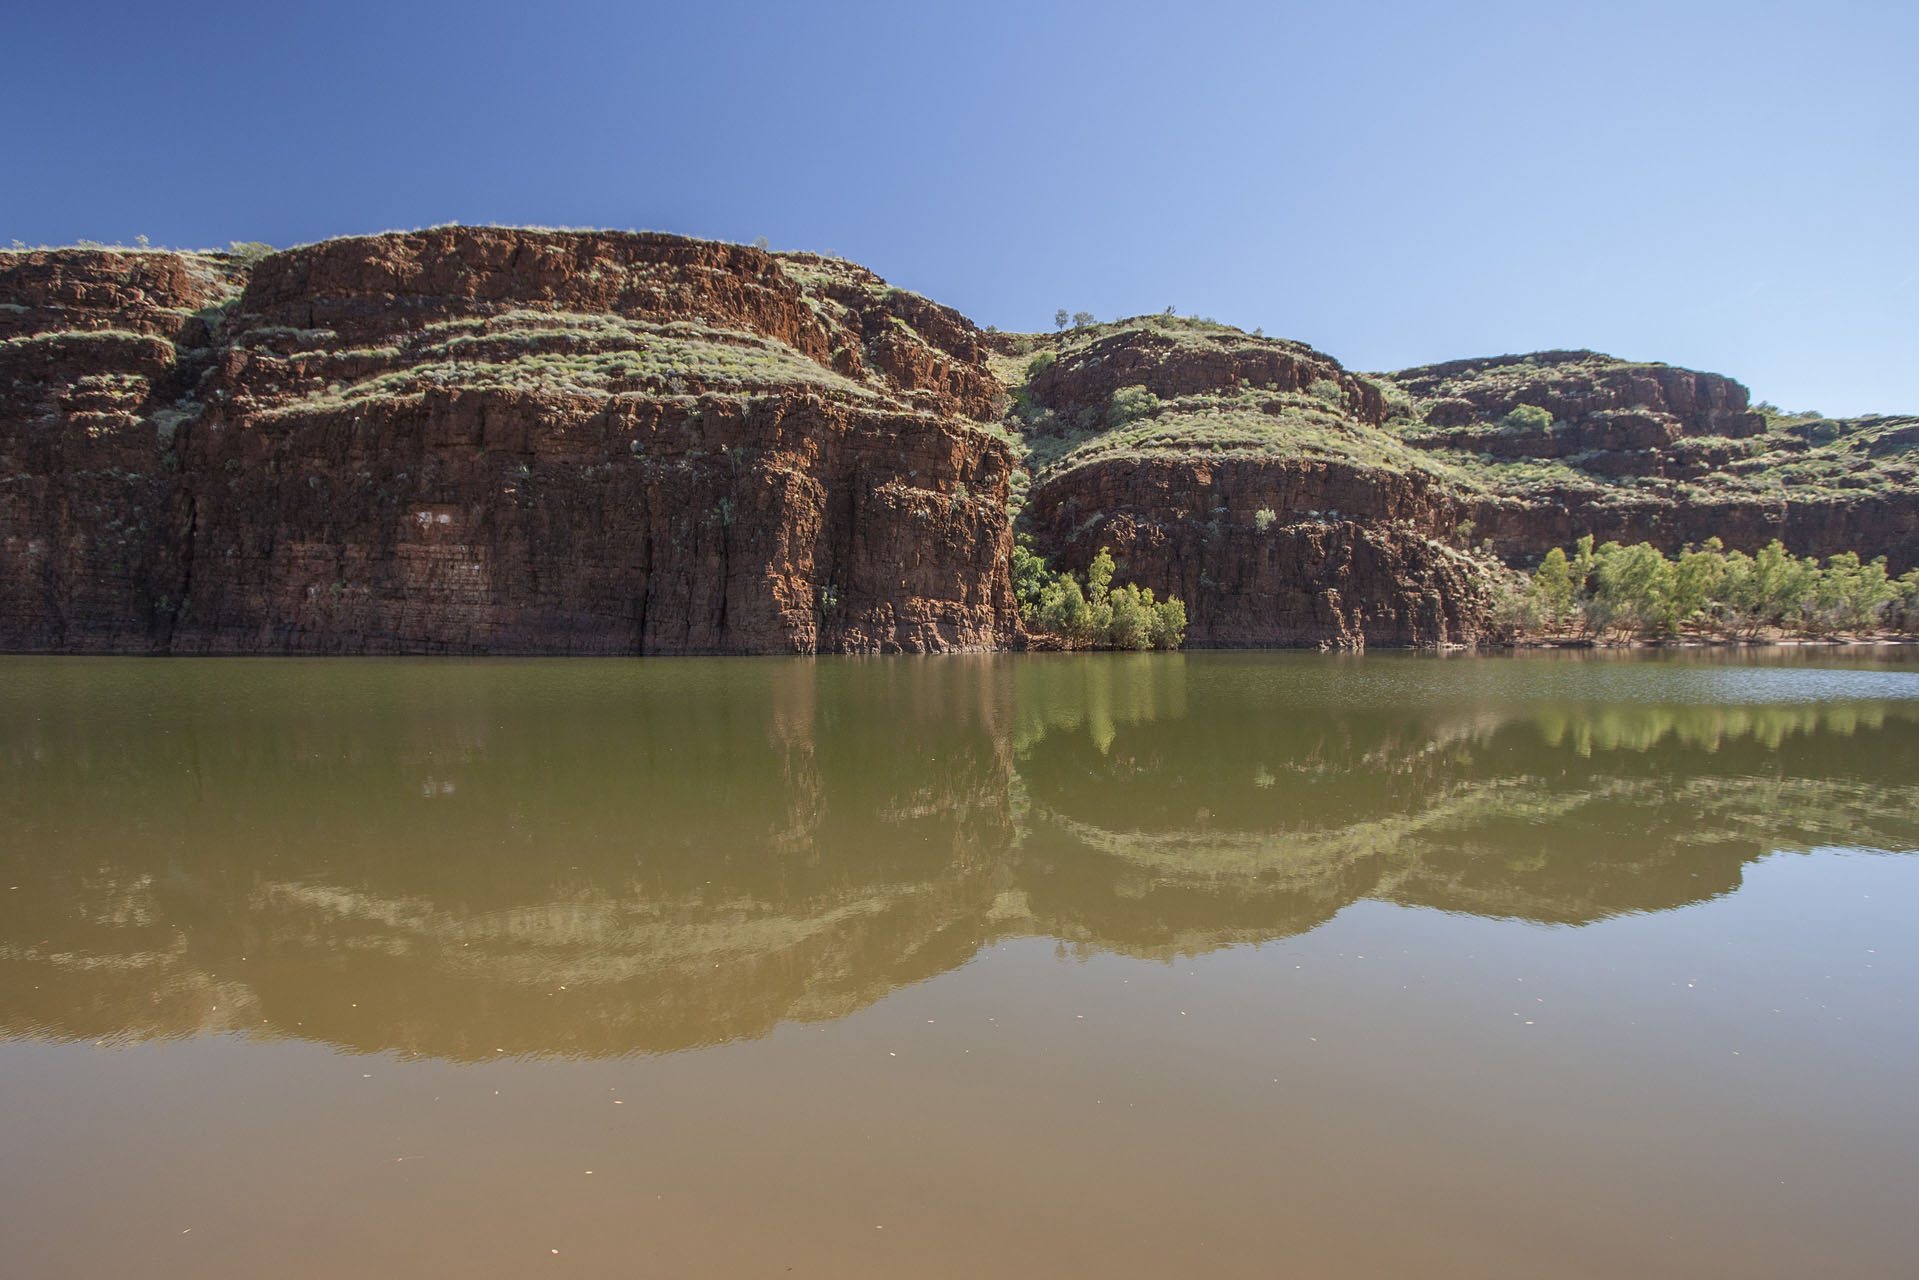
xmin=1396 ymin=351 xmax=1763 ymax=437
xmin=0 ymin=250 xmax=238 ymax=650
xmin=6 ymin=238 xmax=1914 ymax=654
xmin=1387 ymin=351 xmax=1919 ymax=572
xmin=1 ymin=231 xmax=1017 ymax=654
xmin=1027 ymin=456 xmax=1486 ymax=649
xmin=1012 ymin=323 xmax=1488 ymax=649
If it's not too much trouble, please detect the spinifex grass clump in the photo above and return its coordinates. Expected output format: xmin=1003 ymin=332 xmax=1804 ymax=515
xmin=1011 ymin=539 xmax=1187 ymax=649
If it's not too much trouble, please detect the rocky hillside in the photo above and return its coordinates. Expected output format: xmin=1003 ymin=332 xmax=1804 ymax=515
xmin=1385 ymin=350 xmax=1919 ymax=571
xmin=995 ymin=317 xmax=1491 ymax=649
xmin=2 ymin=230 xmax=1015 ymax=654
xmin=993 ymin=326 xmax=1916 ymax=647
xmin=0 ymin=249 xmax=243 ymax=650
xmin=3 ymin=228 xmax=1913 ymax=653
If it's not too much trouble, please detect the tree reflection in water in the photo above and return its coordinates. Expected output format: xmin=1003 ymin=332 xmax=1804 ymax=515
xmin=1 ymin=652 xmax=1914 ymax=1059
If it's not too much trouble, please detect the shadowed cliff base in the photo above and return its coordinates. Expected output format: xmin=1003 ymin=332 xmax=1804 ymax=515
xmin=3 ymin=229 xmax=1914 ymax=653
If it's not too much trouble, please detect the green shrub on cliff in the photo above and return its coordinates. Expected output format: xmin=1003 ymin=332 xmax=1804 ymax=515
xmin=1592 ymin=541 xmax=1675 ymax=633
xmin=1107 ymin=581 xmax=1150 ymax=649
xmin=1037 ymin=573 xmax=1092 ymax=638
xmin=1307 ymin=378 xmax=1344 ymax=408
xmin=1149 ymin=594 xmax=1188 ymax=648
xmin=1105 ymin=385 xmax=1160 ymax=427
xmin=1500 ymin=403 xmax=1554 ymax=432
xmin=226 ymin=241 xmax=276 ymax=266
xmin=1812 ymin=552 xmax=1898 ymax=632
xmin=1897 ymin=569 xmax=1919 ymax=633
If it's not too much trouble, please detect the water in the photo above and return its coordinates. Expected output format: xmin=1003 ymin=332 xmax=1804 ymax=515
xmin=2 ymin=650 xmax=1916 ymax=1277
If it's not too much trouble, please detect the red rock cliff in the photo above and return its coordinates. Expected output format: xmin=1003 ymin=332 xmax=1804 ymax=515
xmin=1007 ymin=321 xmax=1490 ymax=649
xmin=1386 ymin=351 xmax=1919 ymax=572
xmin=6 ymin=240 xmax=1913 ymax=654
xmin=0 ymin=249 xmax=238 ymax=650
xmin=2 ymin=230 xmax=1017 ymax=654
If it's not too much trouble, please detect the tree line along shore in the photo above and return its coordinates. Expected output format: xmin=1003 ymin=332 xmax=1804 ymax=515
xmin=1501 ymin=537 xmax=1919 ymax=643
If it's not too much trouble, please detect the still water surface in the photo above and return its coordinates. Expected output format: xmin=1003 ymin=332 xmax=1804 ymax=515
xmin=2 ymin=651 xmax=1916 ymax=1277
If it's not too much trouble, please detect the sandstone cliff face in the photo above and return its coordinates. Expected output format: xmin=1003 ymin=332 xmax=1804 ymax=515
xmin=0 ymin=249 xmax=240 ymax=650
xmin=1005 ymin=319 xmax=1489 ymax=649
xmin=6 ymin=237 xmax=1915 ymax=654
xmin=2 ymin=231 xmax=1017 ymax=654
xmin=1026 ymin=456 xmax=1484 ymax=648
xmin=171 ymin=385 xmax=1011 ymax=654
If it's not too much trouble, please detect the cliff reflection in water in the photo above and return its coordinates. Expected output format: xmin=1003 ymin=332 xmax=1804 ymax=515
xmin=1 ymin=653 xmax=1914 ymax=1060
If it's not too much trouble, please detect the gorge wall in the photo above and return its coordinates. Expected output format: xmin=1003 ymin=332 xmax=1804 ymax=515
xmin=1389 ymin=351 xmax=1919 ymax=574
xmin=3 ymin=229 xmax=1914 ymax=653
xmin=2 ymin=230 xmax=1016 ymax=654
xmin=1008 ymin=326 xmax=1489 ymax=648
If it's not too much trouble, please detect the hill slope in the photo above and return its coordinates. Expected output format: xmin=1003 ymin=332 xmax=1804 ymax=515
xmin=1 ymin=230 xmax=1016 ymax=654
xmin=3 ymin=229 xmax=1912 ymax=653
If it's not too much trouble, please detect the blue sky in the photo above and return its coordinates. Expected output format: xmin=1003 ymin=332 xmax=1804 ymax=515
xmin=6 ymin=0 xmax=1913 ymax=413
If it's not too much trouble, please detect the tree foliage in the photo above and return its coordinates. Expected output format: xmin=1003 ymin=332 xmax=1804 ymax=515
xmin=1105 ymin=385 xmax=1160 ymax=427
xmin=1017 ymin=544 xmax=1187 ymax=648
xmin=1499 ymin=403 xmax=1554 ymax=432
xmin=1526 ymin=536 xmax=1918 ymax=639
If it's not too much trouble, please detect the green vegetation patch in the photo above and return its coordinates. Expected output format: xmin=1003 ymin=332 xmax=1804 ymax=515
xmin=1413 ymin=410 xmax=1918 ymax=505
xmin=1507 ymin=535 xmax=1919 ymax=639
xmin=1017 ymin=387 xmax=1457 ymax=482
xmin=1012 ymin=540 xmax=1187 ymax=649
xmin=251 ymin=309 xmax=882 ymax=415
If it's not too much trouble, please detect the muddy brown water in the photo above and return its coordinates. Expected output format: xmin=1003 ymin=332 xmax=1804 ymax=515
xmin=2 ymin=650 xmax=1915 ymax=1278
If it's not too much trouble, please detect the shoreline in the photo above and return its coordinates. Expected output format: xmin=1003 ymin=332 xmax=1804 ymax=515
xmin=2 ymin=636 xmax=1915 ymax=659
xmin=1499 ymin=634 xmax=1919 ymax=651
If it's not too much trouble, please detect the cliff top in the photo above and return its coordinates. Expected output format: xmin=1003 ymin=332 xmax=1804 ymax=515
xmin=8 ymin=226 xmax=1913 ymax=523
xmin=992 ymin=314 xmax=1452 ymax=490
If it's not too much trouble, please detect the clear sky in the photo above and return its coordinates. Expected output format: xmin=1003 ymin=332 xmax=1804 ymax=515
xmin=6 ymin=0 xmax=1913 ymax=414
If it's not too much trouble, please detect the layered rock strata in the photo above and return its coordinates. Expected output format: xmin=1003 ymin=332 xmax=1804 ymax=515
xmin=1 ymin=231 xmax=1017 ymax=653
xmin=1387 ymin=351 xmax=1919 ymax=571
xmin=0 ymin=250 xmax=240 ymax=650
xmin=4 ymin=233 xmax=1914 ymax=653
xmin=1007 ymin=323 xmax=1489 ymax=648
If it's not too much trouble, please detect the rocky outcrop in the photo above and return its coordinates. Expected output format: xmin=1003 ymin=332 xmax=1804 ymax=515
xmin=1394 ymin=350 xmax=1764 ymax=437
xmin=1024 ymin=327 xmax=1386 ymax=425
xmin=1386 ymin=352 xmax=1919 ymax=572
xmin=1009 ymin=320 xmax=1488 ymax=648
xmin=0 ymin=248 xmax=235 ymax=342
xmin=2 ymin=231 xmax=1017 ymax=654
xmin=1026 ymin=455 xmax=1485 ymax=649
xmin=0 ymin=249 xmax=241 ymax=650
xmin=5 ymin=235 xmax=1914 ymax=653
